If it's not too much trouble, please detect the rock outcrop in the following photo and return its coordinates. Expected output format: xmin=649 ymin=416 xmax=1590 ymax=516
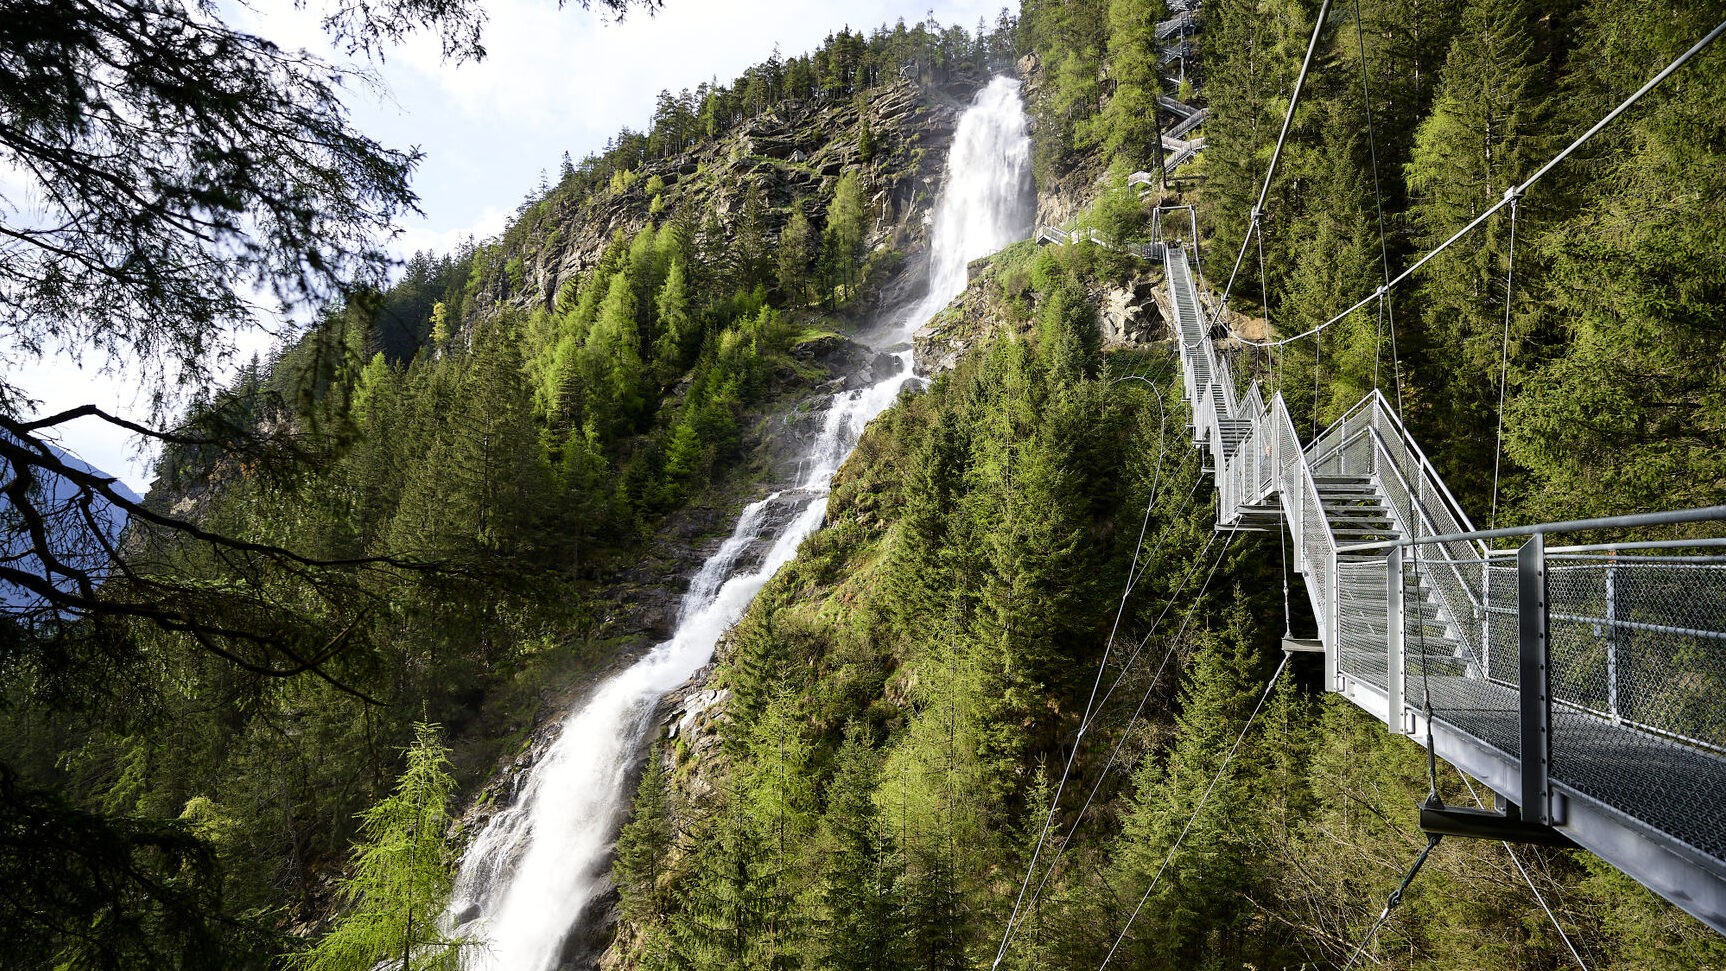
xmin=1098 ymin=276 xmax=1165 ymax=347
xmin=468 ymin=79 xmax=985 ymax=333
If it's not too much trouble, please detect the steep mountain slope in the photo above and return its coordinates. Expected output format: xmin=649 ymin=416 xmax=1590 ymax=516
xmin=0 ymin=21 xmax=1020 ymax=969
xmin=600 ymin=2 xmax=1726 ymax=969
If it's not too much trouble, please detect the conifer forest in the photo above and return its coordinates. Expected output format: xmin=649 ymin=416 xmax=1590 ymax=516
xmin=3 ymin=0 xmax=1726 ymax=968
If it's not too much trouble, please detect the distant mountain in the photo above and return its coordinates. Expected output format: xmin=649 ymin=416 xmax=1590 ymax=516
xmin=1 ymin=436 xmax=141 ymax=617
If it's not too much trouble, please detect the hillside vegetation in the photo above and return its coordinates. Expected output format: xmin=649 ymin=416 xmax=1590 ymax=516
xmin=3 ymin=0 xmax=1724 ymax=969
xmin=606 ymin=1 xmax=1726 ymax=969
xmin=0 ymin=17 xmax=1015 ymax=969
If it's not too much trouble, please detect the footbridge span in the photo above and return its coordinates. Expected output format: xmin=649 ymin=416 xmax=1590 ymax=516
xmin=1162 ymin=241 xmax=1726 ymax=936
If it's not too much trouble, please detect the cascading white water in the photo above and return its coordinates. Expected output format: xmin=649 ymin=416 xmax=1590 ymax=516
xmin=449 ymin=75 xmax=1032 ymax=971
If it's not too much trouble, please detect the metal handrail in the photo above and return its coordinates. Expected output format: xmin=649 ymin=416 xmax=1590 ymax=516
xmin=1337 ymin=505 xmax=1726 ymax=554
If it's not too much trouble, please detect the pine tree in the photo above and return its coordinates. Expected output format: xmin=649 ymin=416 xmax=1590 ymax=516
xmin=823 ymin=172 xmax=868 ymax=305
xmin=289 ymin=723 xmax=463 ymax=971
xmin=1505 ymin=0 xmax=1726 ymax=520
xmin=732 ymin=185 xmax=773 ymax=294
xmin=582 ymin=269 xmax=647 ymax=436
xmin=673 ymin=790 xmax=772 ymax=971
xmin=1108 ymin=603 xmax=1273 ymax=968
xmin=1273 ymin=116 xmax=1383 ymax=429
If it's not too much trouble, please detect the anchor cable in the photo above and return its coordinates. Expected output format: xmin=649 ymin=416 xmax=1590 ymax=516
xmin=1097 ymin=653 xmax=1291 ymax=970
xmin=1340 ymin=834 xmax=1444 ymax=970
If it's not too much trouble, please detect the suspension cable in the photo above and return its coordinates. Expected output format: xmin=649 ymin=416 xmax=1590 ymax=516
xmin=1212 ymin=14 xmax=1726 ymax=350
xmin=1097 ymin=653 xmax=1291 ymax=970
xmin=1350 ymin=0 xmax=1401 ymax=410
xmin=1505 ymin=844 xmax=1593 ymax=970
xmin=1001 ymin=529 xmax=1242 ymax=957
xmin=1213 ymin=0 xmax=1336 ymax=320
xmin=1412 ymin=544 xmax=1440 ymax=799
xmin=1255 ymin=213 xmax=1272 ymax=340
xmin=993 ymin=371 xmax=1173 ymax=967
xmin=1340 ymin=834 xmax=1444 ymax=970
xmin=1452 ymin=775 xmax=1592 ymax=969
xmin=1489 ymin=196 xmax=1520 ymax=530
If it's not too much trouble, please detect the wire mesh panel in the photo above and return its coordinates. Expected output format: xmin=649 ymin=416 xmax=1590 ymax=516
xmin=1336 ymin=557 xmax=1390 ymax=691
xmin=1541 ymin=553 xmax=1726 ymax=862
xmin=1543 ymin=556 xmax=1726 ymax=749
xmin=1296 ymin=471 xmax=1335 ymax=638
xmin=1405 ymin=555 xmax=1522 ymax=761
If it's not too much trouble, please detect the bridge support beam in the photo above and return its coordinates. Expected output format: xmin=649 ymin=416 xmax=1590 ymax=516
xmin=1419 ymin=800 xmax=1576 ymax=849
xmin=1518 ymin=534 xmax=1552 ymax=825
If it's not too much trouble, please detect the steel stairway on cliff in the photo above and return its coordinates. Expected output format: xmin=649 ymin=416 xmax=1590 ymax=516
xmin=1161 ymin=241 xmax=1726 ymax=936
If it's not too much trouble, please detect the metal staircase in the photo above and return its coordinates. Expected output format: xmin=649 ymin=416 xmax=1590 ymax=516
xmin=1161 ymin=241 xmax=1726 ymax=936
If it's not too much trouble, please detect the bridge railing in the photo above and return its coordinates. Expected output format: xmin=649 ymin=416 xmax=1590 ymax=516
xmin=1380 ymin=521 xmax=1726 ymax=916
xmin=1306 ymin=393 xmax=1489 ymax=672
xmin=1483 ymin=547 xmax=1726 ymax=754
xmin=1162 ymin=240 xmax=1726 ymax=935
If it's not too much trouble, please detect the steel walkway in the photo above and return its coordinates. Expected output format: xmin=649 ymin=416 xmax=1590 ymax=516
xmin=1162 ymin=242 xmax=1726 ymax=935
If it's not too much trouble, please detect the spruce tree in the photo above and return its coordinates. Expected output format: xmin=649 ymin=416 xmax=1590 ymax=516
xmin=818 ymin=728 xmax=904 ymax=971
xmin=289 ymin=723 xmax=463 ymax=971
xmin=1403 ymin=0 xmax=1549 ymax=503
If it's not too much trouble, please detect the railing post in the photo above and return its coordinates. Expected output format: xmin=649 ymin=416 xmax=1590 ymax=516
xmin=1518 ymin=533 xmax=1552 ymax=825
xmin=1481 ymin=557 xmax=1492 ymax=679
xmin=1330 ymin=553 xmax=1342 ymax=692
xmin=1387 ymin=546 xmax=1405 ymax=732
xmin=1605 ymin=552 xmax=1620 ymax=723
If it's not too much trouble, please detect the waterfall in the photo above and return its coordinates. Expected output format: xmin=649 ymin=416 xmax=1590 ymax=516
xmin=449 ymin=75 xmax=1032 ymax=971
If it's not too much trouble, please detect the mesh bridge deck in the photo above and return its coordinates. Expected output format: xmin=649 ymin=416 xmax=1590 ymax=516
xmin=1161 ymin=242 xmax=1726 ymax=935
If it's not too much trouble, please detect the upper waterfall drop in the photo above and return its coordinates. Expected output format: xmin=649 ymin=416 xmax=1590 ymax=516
xmin=448 ymin=75 xmax=1031 ymax=971
xmin=924 ymin=76 xmax=1035 ymax=301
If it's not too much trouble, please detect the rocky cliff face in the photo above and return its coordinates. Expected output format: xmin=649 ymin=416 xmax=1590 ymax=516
xmin=912 ymin=244 xmax=1169 ymax=377
xmin=470 ymin=80 xmax=983 ymax=327
xmin=449 ymin=77 xmax=994 ymax=971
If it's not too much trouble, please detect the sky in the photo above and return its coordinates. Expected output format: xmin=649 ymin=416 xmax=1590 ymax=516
xmin=22 ymin=0 xmax=1010 ymax=492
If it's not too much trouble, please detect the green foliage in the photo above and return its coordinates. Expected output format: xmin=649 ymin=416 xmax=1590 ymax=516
xmin=776 ymin=210 xmax=817 ymax=307
xmin=823 ymin=172 xmax=869 ymax=305
xmin=0 ymin=765 xmax=233 ymax=970
xmin=288 ymin=723 xmax=463 ymax=971
xmin=1080 ymin=0 xmax=1166 ymax=168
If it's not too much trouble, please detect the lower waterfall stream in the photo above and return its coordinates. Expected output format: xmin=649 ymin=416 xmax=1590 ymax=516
xmin=449 ymin=75 xmax=1033 ymax=971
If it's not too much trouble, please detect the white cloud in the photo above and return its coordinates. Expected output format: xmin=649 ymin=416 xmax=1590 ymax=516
xmin=390 ymin=204 xmax=511 ymax=263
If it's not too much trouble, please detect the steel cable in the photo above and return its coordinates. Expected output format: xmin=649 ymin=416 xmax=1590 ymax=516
xmin=1097 ymin=652 xmax=1292 ymax=970
xmin=1211 ymin=15 xmax=1726 ymax=350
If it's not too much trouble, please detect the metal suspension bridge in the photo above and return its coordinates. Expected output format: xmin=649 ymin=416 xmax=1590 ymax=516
xmin=1163 ymin=233 xmax=1726 ymax=937
xmin=1008 ymin=1 xmax=1726 ymax=960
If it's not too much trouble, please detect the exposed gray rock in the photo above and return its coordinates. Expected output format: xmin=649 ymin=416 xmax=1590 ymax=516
xmin=1099 ymin=276 xmax=1165 ymax=347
